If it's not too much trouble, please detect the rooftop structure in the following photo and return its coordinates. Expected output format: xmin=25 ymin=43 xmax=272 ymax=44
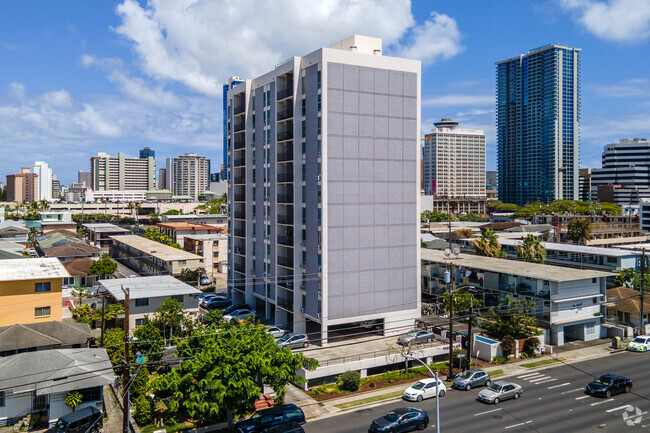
xmin=0 ymin=257 xmax=68 ymax=281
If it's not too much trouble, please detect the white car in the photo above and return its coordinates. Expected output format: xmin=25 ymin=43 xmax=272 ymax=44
xmin=627 ymin=335 xmax=650 ymax=352
xmin=223 ymin=309 xmax=256 ymax=322
xmin=267 ymin=326 xmax=287 ymax=338
xmin=403 ymin=378 xmax=446 ymax=402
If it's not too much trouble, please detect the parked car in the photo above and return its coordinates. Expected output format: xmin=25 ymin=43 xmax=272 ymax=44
xmin=397 ymin=330 xmax=434 ymax=346
xmin=586 ymin=374 xmax=632 ymax=398
xmin=47 ymin=406 xmax=103 ymax=433
xmin=261 ymin=422 xmax=304 ymax=433
xmin=235 ymin=404 xmax=305 ymax=433
xmin=203 ymin=297 xmax=231 ymax=310
xmin=403 ymin=378 xmax=446 ymax=401
xmin=276 ymin=333 xmax=310 ymax=349
xmin=198 ymin=294 xmax=221 ymax=306
xmin=222 ymin=303 xmax=251 ymax=314
xmin=224 ymin=308 xmax=256 ymax=322
xmin=267 ymin=326 xmax=288 ymax=338
xmin=368 ymin=407 xmax=429 ymax=432
xmin=452 ymin=369 xmax=492 ymax=391
xmin=627 ymin=335 xmax=650 ymax=352
xmin=477 ymin=381 xmax=523 ymax=404
xmin=199 ymin=275 xmax=211 ymax=285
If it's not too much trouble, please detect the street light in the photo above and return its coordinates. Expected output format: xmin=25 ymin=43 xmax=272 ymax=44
xmin=406 ymin=355 xmax=440 ymax=433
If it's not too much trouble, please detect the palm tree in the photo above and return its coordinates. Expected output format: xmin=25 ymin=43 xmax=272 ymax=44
xmin=516 ymin=234 xmax=546 ymax=264
xmin=473 ymin=227 xmax=502 ymax=258
xmin=38 ymin=199 xmax=50 ymax=212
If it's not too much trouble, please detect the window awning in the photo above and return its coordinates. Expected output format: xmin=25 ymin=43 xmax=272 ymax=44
xmin=553 ymin=294 xmax=604 ymax=303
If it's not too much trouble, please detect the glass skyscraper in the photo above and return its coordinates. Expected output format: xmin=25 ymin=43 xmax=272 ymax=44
xmin=496 ymin=44 xmax=581 ymax=206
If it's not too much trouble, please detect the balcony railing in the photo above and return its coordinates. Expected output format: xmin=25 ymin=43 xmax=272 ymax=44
xmin=278 ymin=194 xmax=293 ymax=204
xmin=233 ymin=104 xmax=245 ymax=115
xmin=278 ymin=130 xmax=294 ymax=142
xmin=278 ymin=214 xmax=294 ymax=225
xmin=277 ymin=107 xmax=294 ymax=121
xmin=234 ymin=121 xmax=245 ymax=132
xmin=277 ymin=278 xmax=293 ymax=289
xmin=234 ymin=177 xmax=245 ymax=185
xmin=234 ymin=263 xmax=245 ymax=273
xmin=277 ymin=236 xmax=293 ymax=246
xmin=234 ymin=229 xmax=245 ymax=237
xmin=277 ymin=173 xmax=294 ymax=183
xmin=234 ymin=135 xmax=245 ymax=150
xmin=277 ymin=86 xmax=293 ymax=101
xmin=234 ymin=159 xmax=245 ymax=167
xmin=277 ymin=297 xmax=294 ymax=312
xmin=234 ymin=211 xmax=246 ymax=219
xmin=234 ymin=194 xmax=246 ymax=202
xmin=277 ymin=151 xmax=294 ymax=162
xmin=277 ymin=256 xmax=294 ymax=268
xmin=234 ymin=246 xmax=246 ymax=255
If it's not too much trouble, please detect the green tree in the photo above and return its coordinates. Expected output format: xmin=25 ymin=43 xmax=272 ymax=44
xmin=613 ymin=268 xmax=650 ymax=292
xmin=164 ymin=209 xmax=182 ymax=216
xmin=501 ymin=335 xmax=516 ymax=357
xmin=473 ymin=228 xmax=503 ymax=258
xmin=133 ymin=319 xmax=165 ymax=362
xmin=103 ymin=328 xmax=126 ymax=367
xmin=443 ymin=287 xmax=483 ymax=316
xmin=566 ymin=219 xmax=592 ymax=245
xmin=142 ymin=227 xmax=181 ymax=249
xmin=151 ymin=322 xmax=318 ymax=427
xmin=153 ymin=298 xmax=187 ymax=342
xmin=71 ymin=287 xmax=89 ymax=305
xmin=88 ymin=253 xmax=117 ymax=279
xmin=459 ymin=213 xmax=487 ymax=222
xmin=65 ymin=391 xmax=83 ymax=412
xmin=195 ymin=194 xmax=227 ymax=214
xmin=482 ymin=295 xmax=538 ymax=340
xmin=516 ymin=234 xmax=546 ymax=264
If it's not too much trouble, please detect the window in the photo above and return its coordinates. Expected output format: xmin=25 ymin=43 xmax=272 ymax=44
xmin=35 ymin=306 xmax=51 ymax=317
xmin=135 ymin=318 xmax=145 ymax=327
xmin=35 ymin=282 xmax=51 ymax=292
xmin=171 ymin=295 xmax=184 ymax=303
xmin=135 ymin=298 xmax=149 ymax=307
xmin=79 ymin=386 xmax=102 ymax=402
xmin=178 ymin=260 xmax=187 ymax=266
xmin=63 ymin=277 xmax=74 ymax=286
xmin=586 ymin=322 xmax=595 ymax=335
xmin=0 ymin=391 xmax=5 ymax=407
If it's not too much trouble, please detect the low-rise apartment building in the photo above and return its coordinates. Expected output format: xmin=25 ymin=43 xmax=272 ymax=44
xmin=109 ymin=235 xmax=204 ymax=276
xmin=98 ymin=276 xmax=202 ymax=329
xmin=160 ymin=213 xmax=228 ymax=225
xmin=421 ymin=249 xmax=613 ymax=346
xmin=156 ymin=222 xmax=224 ymax=248
xmin=0 ymin=258 xmax=69 ymax=327
xmin=183 ymin=233 xmax=228 ymax=278
xmin=83 ymin=223 xmax=130 ymax=248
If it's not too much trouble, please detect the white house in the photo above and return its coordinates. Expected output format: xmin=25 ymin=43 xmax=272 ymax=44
xmin=0 ymin=349 xmax=114 ymax=427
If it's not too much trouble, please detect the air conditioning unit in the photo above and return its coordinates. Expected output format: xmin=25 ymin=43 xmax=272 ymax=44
xmin=300 ymin=240 xmax=305 ymax=246
xmin=262 ymin=272 xmax=267 ymax=277
xmin=316 ymin=312 xmax=321 ymax=318
xmin=317 ymin=244 xmax=321 ymax=250
xmin=300 ymin=306 xmax=306 ymax=313
xmin=318 ymin=266 xmax=322 ymax=272
xmin=316 ymin=175 xmax=321 ymax=181
xmin=265 ymin=235 xmax=270 ymax=240
xmin=317 ymin=290 xmax=322 ymax=299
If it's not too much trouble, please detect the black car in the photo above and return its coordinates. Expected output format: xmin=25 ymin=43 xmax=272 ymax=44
xmin=586 ymin=374 xmax=633 ymax=398
xmin=368 ymin=407 xmax=429 ymax=433
xmin=236 ymin=404 xmax=305 ymax=433
xmin=47 ymin=407 xmax=103 ymax=433
xmin=262 ymin=422 xmax=305 ymax=433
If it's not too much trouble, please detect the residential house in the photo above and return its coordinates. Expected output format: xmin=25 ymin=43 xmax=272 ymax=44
xmin=421 ymin=249 xmax=614 ymax=346
xmin=62 ymin=259 xmax=98 ymax=289
xmin=42 ymin=243 xmax=101 ymax=263
xmin=39 ymin=212 xmax=76 ymax=232
xmin=0 ymin=321 xmax=92 ymax=357
xmin=83 ymin=223 xmax=130 ymax=249
xmin=0 ymin=240 xmax=25 ymax=260
xmin=604 ymin=286 xmax=650 ymax=331
xmin=109 ymin=235 xmax=204 ymax=277
xmin=0 ymin=349 xmax=114 ymax=427
xmin=0 ymin=258 xmax=69 ymax=327
xmin=98 ymin=275 xmax=202 ymax=329
xmin=156 ymin=222 xmax=224 ymax=248
xmin=37 ymin=232 xmax=82 ymax=249
xmin=0 ymin=221 xmax=28 ymax=243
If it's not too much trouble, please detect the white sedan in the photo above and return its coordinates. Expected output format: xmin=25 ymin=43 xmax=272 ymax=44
xmin=628 ymin=335 xmax=650 ymax=352
xmin=223 ymin=309 xmax=256 ymax=322
xmin=267 ymin=326 xmax=287 ymax=338
xmin=403 ymin=378 xmax=446 ymax=402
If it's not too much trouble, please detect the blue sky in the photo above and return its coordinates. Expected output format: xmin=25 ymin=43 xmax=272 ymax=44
xmin=1 ymin=0 xmax=649 ymax=185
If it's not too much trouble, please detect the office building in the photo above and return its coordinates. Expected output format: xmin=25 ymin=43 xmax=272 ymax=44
xmin=77 ymin=171 xmax=92 ymax=188
xmin=166 ymin=154 xmax=210 ymax=200
xmin=90 ymin=152 xmax=155 ymax=191
xmin=6 ymin=168 xmax=38 ymax=202
xmin=139 ymin=146 xmax=155 ymax=159
xmin=33 ymin=161 xmax=53 ymax=201
xmin=591 ymin=138 xmax=650 ymax=205
xmin=496 ymin=44 xmax=581 ymax=205
xmin=223 ymin=76 xmax=245 ymax=181
xmin=226 ymin=35 xmax=421 ymax=344
xmin=51 ymin=175 xmax=61 ymax=199
xmin=422 ymin=118 xmax=485 ymax=197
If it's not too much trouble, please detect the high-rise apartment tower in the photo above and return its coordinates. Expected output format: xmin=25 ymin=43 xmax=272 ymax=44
xmin=166 ymin=154 xmax=210 ymax=200
xmin=90 ymin=152 xmax=155 ymax=191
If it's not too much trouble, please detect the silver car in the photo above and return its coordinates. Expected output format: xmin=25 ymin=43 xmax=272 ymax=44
xmin=453 ymin=369 xmax=492 ymax=391
xmin=276 ymin=333 xmax=310 ymax=349
xmin=397 ymin=330 xmax=434 ymax=346
xmin=223 ymin=308 xmax=256 ymax=322
xmin=267 ymin=326 xmax=287 ymax=338
xmin=477 ymin=381 xmax=523 ymax=404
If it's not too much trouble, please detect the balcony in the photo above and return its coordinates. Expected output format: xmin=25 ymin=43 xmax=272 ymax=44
xmin=234 ymin=121 xmax=245 ymax=133
xmin=278 ymin=130 xmax=294 ymax=142
xmin=277 ymin=278 xmax=293 ymax=289
xmin=278 ymin=214 xmax=294 ymax=225
xmin=277 ymin=173 xmax=294 ymax=183
xmin=277 ymin=86 xmax=293 ymax=101
xmin=234 ymin=158 xmax=245 ymax=167
xmin=278 ymin=256 xmax=294 ymax=268
xmin=234 ymin=176 xmax=245 ymax=185
xmin=234 ymin=263 xmax=245 ymax=273
xmin=234 ymin=104 xmax=245 ymax=115
xmin=234 ymin=194 xmax=246 ymax=202
xmin=234 ymin=135 xmax=245 ymax=150
xmin=277 ymin=151 xmax=294 ymax=162
xmin=277 ymin=107 xmax=293 ymax=121
xmin=234 ymin=229 xmax=245 ymax=237
xmin=278 ymin=194 xmax=293 ymax=204
xmin=277 ymin=235 xmax=293 ymax=246
xmin=234 ymin=211 xmax=246 ymax=219
xmin=277 ymin=297 xmax=294 ymax=312
xmin=234 ymin=246 xmax=246 ymax=255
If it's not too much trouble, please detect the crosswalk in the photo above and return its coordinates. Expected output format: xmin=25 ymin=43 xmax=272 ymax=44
xmin=517 ymin=372 xmax=558 ymax=386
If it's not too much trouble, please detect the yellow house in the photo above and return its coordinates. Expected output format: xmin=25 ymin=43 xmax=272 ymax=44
xmin=0 ymin=258 xmax=69 ymax=327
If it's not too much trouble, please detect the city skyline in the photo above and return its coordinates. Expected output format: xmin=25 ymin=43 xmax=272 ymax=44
xmin=0 ymin=0 xmax=649 ymax=185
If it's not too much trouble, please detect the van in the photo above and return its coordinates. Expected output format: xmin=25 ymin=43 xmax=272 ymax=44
xmin=47 ymin=406 xmax=103 ymax=433
xmin=235 ymin=404 xmax=305 ymax=433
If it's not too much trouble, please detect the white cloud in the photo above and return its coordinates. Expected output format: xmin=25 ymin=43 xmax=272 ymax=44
xmin=423 ymin=94 xmax=494 ymax=107
xmin=8 ymin=82 xmax=25 ymax=100
xmin=112 ymin=0 xmax=461 ymax=96
xmin=75 ymin=104 xmax=123 ymax=138
xmin=392 ymin=12 xmax=463 ymax=66
xmin=559 ymin=0 xmax=650 ymax=43
xmin=594 ymin=78 xmax=650 ymax=97
xmin=42 ymin=90 xmax=73 ymax=108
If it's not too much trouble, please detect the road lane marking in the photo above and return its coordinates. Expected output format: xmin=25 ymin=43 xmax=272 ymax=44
xmin=505 ymin=421 xmax=532 ymax=429
xmin=518 ymin=373 xmax=543 ymax=379
xmin=534 ymin=378 xmax=557 ymax=385
xmin=575 ymin=395 xmax=590 ymax=400
xmin=562 ymin=388 xmax=584 ymax=395
xmin=548 ymin=382 xmax=571 ymax=389
xmin=606 ymin=404 xmax=633 ymax=413
xmin=590 ymin=399 xmax=615 ymax=406
xmin=529 ymin=376 xmax=552 ymax=382
xmin=474 ymin=408 xmax=503 ymax=416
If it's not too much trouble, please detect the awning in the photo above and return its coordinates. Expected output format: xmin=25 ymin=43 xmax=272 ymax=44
xmin=552 ymin=294 xmax=604 ymax=303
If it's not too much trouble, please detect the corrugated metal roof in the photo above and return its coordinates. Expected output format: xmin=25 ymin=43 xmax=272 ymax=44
xmin=98 ymin=275 xmax=202 ymax=300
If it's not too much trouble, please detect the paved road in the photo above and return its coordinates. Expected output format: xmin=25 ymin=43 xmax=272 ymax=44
xmin=303 ymin=350 xmax=650 ymax=432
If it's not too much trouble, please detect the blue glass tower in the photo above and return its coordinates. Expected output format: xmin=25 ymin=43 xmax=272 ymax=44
xmin=139 ymin=147 xmax=155 ymax=159
xmin=496 ymin=45 xmax=581 ymax=206
xmin=222 ymin=77 xmax=244 ymax=180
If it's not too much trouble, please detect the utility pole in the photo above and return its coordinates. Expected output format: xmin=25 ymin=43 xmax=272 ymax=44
xmin=100 ymin=293 xmax=106 ymax=346
xmin=121 ymin=286 xmax=130 ymax=433
xmin=641 ymin=248 xmax=646 ymax=336
xmin=467 ymin=296 xmax=473 ymax=369
xmin=448 ymin=263 xmax=455 ymax=380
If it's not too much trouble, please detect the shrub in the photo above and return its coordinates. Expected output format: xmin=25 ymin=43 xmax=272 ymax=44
xmin=133 ymin=394 xmax=152 ymax=426
xmin=501 ymin=335 xmax=516 ymax=357
xmin=491 ymin=356 xmax=507 ymax=365
xmin=338 ymin=370 xmax=361 ymax=392
xmin=522 ymin=337 xmax=540 ymax=358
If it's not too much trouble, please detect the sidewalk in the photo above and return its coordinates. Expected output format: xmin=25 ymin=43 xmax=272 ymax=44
xmin=288 ymin=339 xmax=622 ymax=421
